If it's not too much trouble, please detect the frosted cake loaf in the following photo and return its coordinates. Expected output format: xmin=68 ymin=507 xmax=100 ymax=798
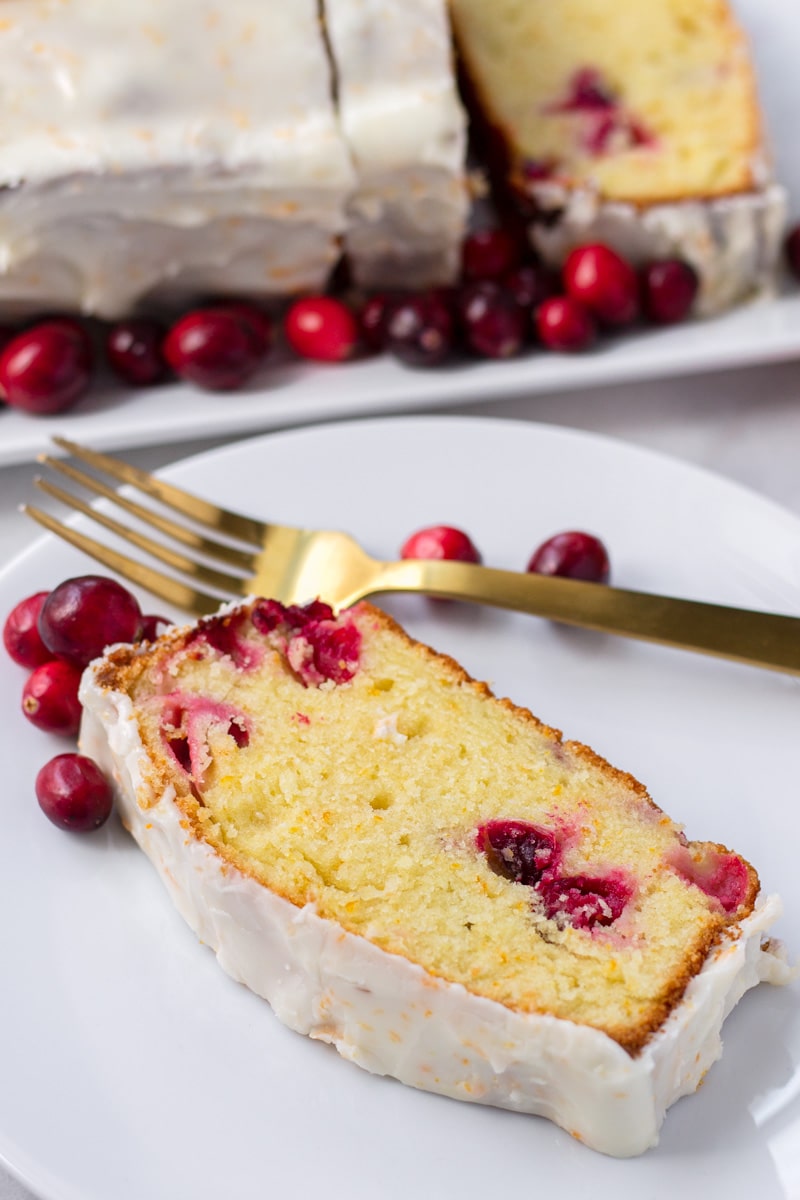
xmin=324 ymin=0 xmax=468 ymax=289
xmin=0 ymin=0 xmax=355 ymax=318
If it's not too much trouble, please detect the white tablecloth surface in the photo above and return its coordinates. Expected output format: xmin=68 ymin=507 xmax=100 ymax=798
xmin=2 ymin=354 xmax=799 ymax=1199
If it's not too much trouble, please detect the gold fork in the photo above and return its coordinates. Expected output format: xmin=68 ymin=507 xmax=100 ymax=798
xmin=21 ymin=435 xmax=800 ymax=677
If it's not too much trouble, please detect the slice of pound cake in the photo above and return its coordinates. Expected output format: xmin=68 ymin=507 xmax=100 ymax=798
xmin=449 ymin=0 xmax=786 ymax=315
xmin=79 ymin=598 xmax=790 ymax=1156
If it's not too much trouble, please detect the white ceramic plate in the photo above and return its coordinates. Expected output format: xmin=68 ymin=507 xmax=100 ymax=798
xmin=0 ymin=415 xmax=798 ymax=1200
xmin=0 ymin=0 xmax=797 ymax=468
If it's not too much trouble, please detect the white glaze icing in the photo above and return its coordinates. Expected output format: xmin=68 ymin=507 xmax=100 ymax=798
xmin=78 ymin=656 xmax=792 ymax=1158
xmin=528 ymin=181 xmax=788 ymax=317
xmin=323 ymin=0 xmax=468 ymax=288
xmin=0 ymin=0 xmax=356 ymax=317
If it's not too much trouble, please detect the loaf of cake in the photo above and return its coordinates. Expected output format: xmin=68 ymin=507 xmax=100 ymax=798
xmin=0 ymin=0 xmax=356 ymax=319
xmin=449 ymin=0 xmax=787 ymax=315
xmin=79 ymin=597 xmax=789 ymax=1157
xmin=324 ymin=0 xmax=468 ymax=290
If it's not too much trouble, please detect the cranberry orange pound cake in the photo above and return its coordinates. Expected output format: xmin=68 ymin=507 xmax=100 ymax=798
xmin=79 ymin=598 xmax=789 ymax=1157
xmin=0 ymin=0 xmax=355 ymax=318
xmin=323 ymin=0 xmax=468 ymax=289
xmin=448 ymin=0 xmax=786 ymax=315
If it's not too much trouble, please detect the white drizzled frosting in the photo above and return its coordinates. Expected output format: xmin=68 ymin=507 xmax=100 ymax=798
xmin=0 ymin=0 xmax=355 ymax=317
xmin=323 ymin=0 xmax=468 ymax=288
xmin=528 ymin=181 xmax=787 ymax=317
xmin=79 ymin=658 xmax=792 ymax=1158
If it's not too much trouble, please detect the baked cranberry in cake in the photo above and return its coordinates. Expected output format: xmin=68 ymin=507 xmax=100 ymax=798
xmin=477 ymin=819 xmax=560 ymax=885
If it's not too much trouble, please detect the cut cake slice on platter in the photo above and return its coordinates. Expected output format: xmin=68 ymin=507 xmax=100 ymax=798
xmin=448 ymin=0 xmax=787 ymax=314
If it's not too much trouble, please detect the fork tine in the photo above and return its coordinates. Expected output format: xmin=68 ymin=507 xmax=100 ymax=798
xmin=34 ymin=478 xmax=249 ymax=598
xmin=51 ymin=436 xmax=269 ymax=546
xmin=39 ymin=455 xmax=258 ymax=573
xmin=22 ymin=505 xmax=224 ymax=616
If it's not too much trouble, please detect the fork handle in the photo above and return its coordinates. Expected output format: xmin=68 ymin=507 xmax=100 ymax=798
xmin=375 ymin=559 xmax=800 ymax=675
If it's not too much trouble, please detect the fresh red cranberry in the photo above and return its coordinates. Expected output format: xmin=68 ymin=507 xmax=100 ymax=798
xmin=536 ymin=296 xmax=596 ymax=352
xmin=3 ymin=591 xmax=54 ymax=668
xmin=563 ymin=244 xmax=640 ymax=326
xmin=477 ymin=820 xmax=561 ymax=886
xmin=537 ymin=873 xmax=632 ymax=930
xmin=0 ymin=319 xmax=93 ymax=414
xmin=22 ymin=659 xmax=83 ymax=736
xmin=219 ymin=302 xmax=273 ymax=355
xmin=462 ymin=228 xmax=522 ymax=281
xmin=641 ymin=260 xmax=699 ymax=325
xmin=359 ymin=293 xmax=396 ymax=353
xmin=401 ymin=525 xmax=481 ymax=564
xmin=786 ymin=225 xmax=800 ymax=281
xmin=39 ymin=575 xmax=143 ymax=667
xmin=458 ymin=281 xmax=526 ymax=358
xmin=385 ymin=292 xmax=455 ymax=367
xmin=503 ymin=264 xmax=560 ymax=314
xmin=527 ymin=531 xmax=610 ymax=583
xmin=106 ymin=319 xmax=167 ymax=387
xmin=138 ymin=613 xmax=172 ymax=642
xmin=284 ymin=296 xmax=358 ymax=363
xmin=164 ymin=308 xmax=264 ymax=390
xmin=35 ymin=753 xmax=113 ymax=831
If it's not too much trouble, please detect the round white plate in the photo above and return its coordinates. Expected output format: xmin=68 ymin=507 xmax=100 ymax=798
xmin=0 ymin=416 xmax=798 ymax=1200
xmin=0 ymin=0 xmax=797 ymax=468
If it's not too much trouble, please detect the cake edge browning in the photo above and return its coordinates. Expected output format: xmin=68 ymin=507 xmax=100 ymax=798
xmin=78 ymin=600 xmax=790 ymax=1155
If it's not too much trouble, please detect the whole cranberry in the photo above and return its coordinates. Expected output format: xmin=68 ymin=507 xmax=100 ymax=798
xmin=3 ymin=591 xmax=54 ymax=668
xmin=563 ymin=243 xmax=640 ymax=326
xmin=0 ymin=319 xmax=93 ymax=414
xmin=164 ymin=308 xmax=264 ymax=390
xmin=503 ymin=264 xmax=560 ymax=315
xmin=536 ymin=296 xmax=596 ymax=352
xmin=359 ymin=292 xmax=396 ymax=353
xmin=138 ymin=613 xmax=172 ymax=642
xmin=458 ymin=281 xmax=526 ymax=358
xmin=106 ymin=319 xmax=167 ymax=387
xmin=22 ymin=659 xmax=83 ymax=736
xmin=786 ymin=225 xmax=800 ymax=281
xmin=35 ymin=754 xmax=113 ymax=832
xmin=641 ymin=260 xmax=699 ymax=325
xmin=527 ymin=531 xmax=610 ymax=583
xmin=462 ymin=228 xmax=522 ymax=281
xmin=401 ymin=525 xmax=481 ymax=564
xmin=385 ymin=293 xmax=455 ymax=367
xmin=284 ymin=296 xmax=358 ymax=363
xmin=39 ymin=575 xmax=143 ymax=667
xmin=219 ymin=302 xmax=273 ymax=355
